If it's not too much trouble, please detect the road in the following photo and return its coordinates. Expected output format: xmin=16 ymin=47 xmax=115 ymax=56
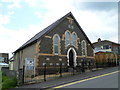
xmin=53 ymin=70 xmax=118 ymax=88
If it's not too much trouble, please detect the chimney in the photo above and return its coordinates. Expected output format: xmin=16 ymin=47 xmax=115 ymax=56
xmin=98 ymin=38 xmax=101 ymax=42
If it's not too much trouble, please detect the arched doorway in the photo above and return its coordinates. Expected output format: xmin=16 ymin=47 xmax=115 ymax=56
xmin=67 ymin=47 xmax=77 ymax=67
xmin=69 ymin=50 xmax=74 ymax=67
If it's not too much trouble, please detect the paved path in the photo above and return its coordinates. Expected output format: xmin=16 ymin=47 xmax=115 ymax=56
xmin=17 ymin=67 xmax=119 ymax=89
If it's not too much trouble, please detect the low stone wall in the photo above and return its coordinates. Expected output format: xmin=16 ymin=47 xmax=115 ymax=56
xmin=1 ymin=67 xmax=25 ymax=85
xmin=1 ymin=67 xmax=16 ymax=78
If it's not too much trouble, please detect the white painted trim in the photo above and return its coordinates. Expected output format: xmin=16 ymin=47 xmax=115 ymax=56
xmin=67 ymin=47 xmax=77 ymax=67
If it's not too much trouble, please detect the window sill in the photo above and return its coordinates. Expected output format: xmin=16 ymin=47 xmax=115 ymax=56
xmin=54 ymin=53 xmax=59 ymax=55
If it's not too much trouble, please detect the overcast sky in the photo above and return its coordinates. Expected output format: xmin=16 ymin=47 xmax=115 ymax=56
xmin=0 ymin=0 xmax=118 ymax=58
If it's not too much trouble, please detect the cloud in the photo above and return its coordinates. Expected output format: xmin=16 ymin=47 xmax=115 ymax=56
xmin=24 ymin=0 xmax=39 ymax=8
xmin=37 ymin=0 xmax=77 ymax=29
xmin=1 ymin=0 xmax=22 ymax=9
xmin=34 ymin=11 xmax=42 ymax=19
xmin=8 ymin=11 xmax=15 ymax=15
xmin=74 ymin=2 xmax=118 ymax=11
xmin=0 ymin=23 xmax=43 ymax=57
xmin=75 ymin=9 xmax=118 ymax=43
xmin=0 ymin=15 xmax=10 ymax=24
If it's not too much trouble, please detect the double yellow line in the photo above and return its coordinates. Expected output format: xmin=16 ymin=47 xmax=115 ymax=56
xmin=52 ymin=70 xmax=119 ymax=89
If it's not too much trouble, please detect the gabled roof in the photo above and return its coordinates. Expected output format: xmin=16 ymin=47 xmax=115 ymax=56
xmin=93 ymin=40 xmax=120 ymax=46
xmin=14 ymin=12 xmax=93 ymax=53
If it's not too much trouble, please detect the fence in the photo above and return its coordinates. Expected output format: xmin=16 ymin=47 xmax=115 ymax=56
xmin=95 ymin=52 xmax=118 ymax=68
xmin=22 ymin=61 xmax=95 ymax=84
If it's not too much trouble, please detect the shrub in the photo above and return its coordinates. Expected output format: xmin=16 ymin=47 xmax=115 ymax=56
xmin=2 ymin=73 xmax=17 ymax=90
xmin=0 ymin=71 xmax=2 ymax=90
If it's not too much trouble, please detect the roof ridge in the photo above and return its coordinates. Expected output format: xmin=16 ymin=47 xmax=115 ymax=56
xmin=93 ymin=40 xmax=119 ymax=45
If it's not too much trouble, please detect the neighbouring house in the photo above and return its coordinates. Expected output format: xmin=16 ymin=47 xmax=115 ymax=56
xmin=13 ymin=12 xmax=95 ymax=76
xmin=93 ymin=38 xmax=120 ymax=67
xmin=0 ymin=53 xmax=9 ymax=64
xmin=93 ymin=38 xmax=120 ymax=54
xmin=0 ymin=53 xmax=9 ymax=71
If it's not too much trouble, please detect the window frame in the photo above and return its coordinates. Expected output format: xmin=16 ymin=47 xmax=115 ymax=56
xmin=65 ymin=30 xmax=71 ymax=47
xmin=72 ymin=32 xmax=77 ymax=47
xmin=53 ymin=34 xmax=60 ymax=55
xmin=81 ymin=40 xmax=87 ymax=56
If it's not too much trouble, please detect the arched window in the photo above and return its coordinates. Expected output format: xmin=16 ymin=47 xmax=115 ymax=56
xmin=72 ymin=32 xmax=77 ymax=47
xmin=81 ymin=40 xmax=87 ymax=56
xmin=65 ymin=31 xmax=71 ymax=46
xmin=53 ymin=34 xmax=60 ymax=55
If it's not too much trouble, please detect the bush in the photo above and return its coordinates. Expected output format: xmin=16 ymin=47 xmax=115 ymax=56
xmin=0 ymin=71 xmax=2 ymax=90
xmin=2 ymin=72 xmax=6 ymax=77
xmin=2 ymin=72 xmax=17 ymax=90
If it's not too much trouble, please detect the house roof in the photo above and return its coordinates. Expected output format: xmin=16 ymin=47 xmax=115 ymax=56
xmin=93 ymin=40 xmax=120 ymax=46
xmin=14 ymin=12 xmax=93 ymax=53
xmin=95 ymin=51 xmax=114 ymax=54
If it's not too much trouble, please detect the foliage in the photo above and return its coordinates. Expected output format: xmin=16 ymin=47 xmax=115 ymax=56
xmin=0 ymin=71 xmax=2 ymax=90
xmin=2 ymin=72 xmax=17 ymax=90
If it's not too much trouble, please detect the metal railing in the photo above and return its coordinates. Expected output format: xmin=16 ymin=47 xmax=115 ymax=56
xmin=22 ymin=62 xmax=95 ymax=84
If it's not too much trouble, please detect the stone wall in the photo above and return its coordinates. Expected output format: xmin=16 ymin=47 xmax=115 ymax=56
xmin=1 ymin=67 xmax=16 ymax=78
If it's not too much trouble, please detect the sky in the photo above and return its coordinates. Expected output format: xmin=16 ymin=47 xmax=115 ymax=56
xmin=0 ymin=0 xmax=119 ymax=58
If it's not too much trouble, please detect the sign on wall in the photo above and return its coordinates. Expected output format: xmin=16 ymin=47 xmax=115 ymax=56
xmin=25 ymin=58 xmax=36 ymax=77
xmin=25 ymin=58 xmax=35 ymax=70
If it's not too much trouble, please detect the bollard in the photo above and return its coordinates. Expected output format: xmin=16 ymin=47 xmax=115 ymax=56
xmin=82 ymin=61 xmax=85 ymax=72
xmin=44 ymin=64 xmax=46 ymax=81
xmin=59 ymin=61 xmax=62 ymax=77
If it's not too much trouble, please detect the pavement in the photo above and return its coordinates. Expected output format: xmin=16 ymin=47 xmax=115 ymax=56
xmin=16 ymin=66 xmax=119 ymax=89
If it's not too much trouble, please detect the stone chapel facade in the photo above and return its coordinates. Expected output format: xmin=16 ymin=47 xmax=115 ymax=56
xmin=13 ymin=12 xmax=95 ymax=75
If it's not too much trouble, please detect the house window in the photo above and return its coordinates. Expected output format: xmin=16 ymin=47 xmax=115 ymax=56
xmin=103 ymin=45 xmax=110 ymax=49
xmin=113 ymin=47 xmax=118 ymax=54
xmin=81 ymin=40 xmax=87 ymax=56
xmin=72 ymin=32 xmax=77 ymax=47
xmin=65 ymin=31 xmax=71 ymax=46
xmin=53 ymin=34 xmax=60 ymax=55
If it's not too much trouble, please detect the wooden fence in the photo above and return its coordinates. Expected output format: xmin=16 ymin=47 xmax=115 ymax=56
xmin=95 ymin=52 xmax=118 ymax=67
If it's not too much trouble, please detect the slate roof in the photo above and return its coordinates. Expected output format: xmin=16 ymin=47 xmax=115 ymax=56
xmin=14 ymin=12 xmax=93 ymax=53
xmin=93 ymin=40 xmax=120 ymax=46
